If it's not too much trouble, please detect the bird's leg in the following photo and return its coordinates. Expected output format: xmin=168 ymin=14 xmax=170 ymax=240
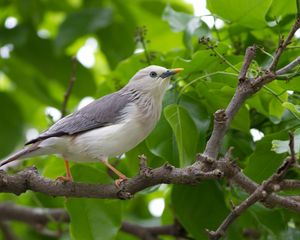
xmin=101 ymin=157 xmax=127 ymax=186
xmin=56 ymin=159 xmax=73 ymax=182
xmin=64 ymin=159 xmax=73 ymax=181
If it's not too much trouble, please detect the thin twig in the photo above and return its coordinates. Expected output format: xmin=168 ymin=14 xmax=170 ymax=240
xmin=135 ymin=26 xmax=152 ymax=65
xmin=269 ymin=17 xmax=300 ymax=71
xmin=61 ymin=57 xmax=77 ymax=117
xmin=276 ymin=56 xmax=300 ymax=75
xmin=238 ymin=45 xmax=257 ymax=82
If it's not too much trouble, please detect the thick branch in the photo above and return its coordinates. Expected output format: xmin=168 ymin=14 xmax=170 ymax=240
xmin=204 ymin=80 xmax=255 ymax=158
xmin=204 ymin=16 xmax=300 ymax=159
xmin=0 ymin=163 xmax=222 ymax=199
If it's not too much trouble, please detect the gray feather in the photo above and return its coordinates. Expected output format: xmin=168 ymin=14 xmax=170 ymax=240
xmin=26 ymin=91 xmax=131 ymax=145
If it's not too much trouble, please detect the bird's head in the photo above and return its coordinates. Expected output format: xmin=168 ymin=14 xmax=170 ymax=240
xmin=127 ymin=65 xmax=183 ymax=97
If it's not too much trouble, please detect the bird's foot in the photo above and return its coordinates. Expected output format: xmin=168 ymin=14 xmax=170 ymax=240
xmin=56 ymin=175 xmax=73 ymax=182
xmin=115 ymin=176 xmax=128 ymax=188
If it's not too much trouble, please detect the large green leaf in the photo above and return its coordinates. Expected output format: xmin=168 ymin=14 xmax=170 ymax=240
xmin=146 ymin=115 xmax=178 ymax=163
xmin=55 ymin=8 xmax=112 ymax=51
xmin=66 ymin=165 xmax=122 ymax=240
xmin=172 ymin=182 xmax=229 ymax=240
xmin=0 ymin=92 xmax=24 ymax=158
xmin=164 ymin=104 xmax=198 ymax=166
xmin=244 ymin=131 xmax=287 ymax=182
xmin=268 ymin=0 xmax=296 ymax=18
xmin=207 ymin=0 xmax=272 ymax=29
xmin=0 ymin=57 xmax=59 ymax=106
xmin=282 ymin=102 xmax=300 ymax=119
xmin=97 ymin=0 xmax=136 ymax=68
xmin=179 ymin=94 xmax=210 ymax=152
xmin=163 ymin=5 xmax=209 ymax=53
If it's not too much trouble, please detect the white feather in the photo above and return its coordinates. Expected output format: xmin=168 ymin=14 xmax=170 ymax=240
xmin=39 ymin=103 xmax=157 ymax=162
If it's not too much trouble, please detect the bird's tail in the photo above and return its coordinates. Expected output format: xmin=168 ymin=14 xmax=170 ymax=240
xmin=0 ymin=143 xmax=40 ymax=168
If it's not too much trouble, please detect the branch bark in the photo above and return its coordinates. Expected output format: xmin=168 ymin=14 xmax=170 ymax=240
xmin=0 ymin=203 xmax=188 ymax=240
xmin=0 ymin=162 xmax=222 ymax=199
xmin=207 ymin=133 xmax=297 ymax=239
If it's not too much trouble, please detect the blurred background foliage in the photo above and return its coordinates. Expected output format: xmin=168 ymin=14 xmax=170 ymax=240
xmin=1 ymin=0 xmax=300 ymax=239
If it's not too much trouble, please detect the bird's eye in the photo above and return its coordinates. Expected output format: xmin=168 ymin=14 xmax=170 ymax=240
xmin=149 ymin=71 xmax=157 ymax=78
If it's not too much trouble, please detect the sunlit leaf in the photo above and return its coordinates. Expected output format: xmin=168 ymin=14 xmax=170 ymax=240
xmin=207 ymin=0 xmax=272 ymax=29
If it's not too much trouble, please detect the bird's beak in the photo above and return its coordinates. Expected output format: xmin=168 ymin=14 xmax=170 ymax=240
xmin=160 ymin=68 xmax=184 ymax=78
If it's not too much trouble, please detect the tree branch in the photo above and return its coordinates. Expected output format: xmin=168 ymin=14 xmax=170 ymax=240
xmin=278 ymin=179 xmax=300 ymax=191
xmin=0 ymin=203 xmax=188 ymax=240
xmin=121 ymin=221 xmax=189 ymax=240
xmin=238 ymin=45 xmax=257 ymax=82
xmin=0 ymin=160 xmax=222 ymax=199
xmin=2 ymin=7 xmax=300 ymax=240
xmin=0 ymin=203 xmax=69 ymax=224
xmin=61 ymin=57 xmax=77 ymax=117
xmin=207 ymin=133 xmax=297 ymax=239
xmin=269 ymin=17 xmax=300 ymax=71
xmin=204 ymin=15 xmax=300 ymax=159
xmin=276 ymin=56 xmax=300 ymax=75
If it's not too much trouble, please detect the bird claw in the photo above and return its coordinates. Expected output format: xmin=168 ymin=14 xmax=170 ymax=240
xmin=56 ymin=176 xmax=73 ymax=183
xmin=115 ymin=177 xmax=127 ymax=188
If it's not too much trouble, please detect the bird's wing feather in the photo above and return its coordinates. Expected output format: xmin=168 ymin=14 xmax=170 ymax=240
xmin=26 ymin=92 xmax=131 ymax=145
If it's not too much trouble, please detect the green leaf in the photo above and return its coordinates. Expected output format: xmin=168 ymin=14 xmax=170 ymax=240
xmin=244 ymin=131 xmax=288 ymax=182
xmin=249 ymin=207 xmax=286 ymax=236
xmin=179 ymin=94 xmax=210 ymax=152
xmin=172 ymin=182 xmax=229 ymax=239
xmin=66 ymin=165 xmax=122 ymax=240
xmin=272 ymin=128 xmax=300 ymax=154
xmin=0 ymin=57 xmax=59 ymax=106
xmin=163 ymin=5 xmax=209 ymax=53
xmin=96 ymin=0 xmax=136 ymax=68
xmin=207 ymin=0 xmax=272 ymax=29
xmin=282 ymin=102 xmax=300 ymax=119
xmin=55 ymin=8 xmax=112 ymax=51
xmin=0 ymin=92 xmax=24 ymax=158
xmin=146 ymin=115 xmax=178 ymax=163
xmin=268 ymin=0 xmax=296 ymax=18
xmin=164 ymin=104 xmax=198 ymax=166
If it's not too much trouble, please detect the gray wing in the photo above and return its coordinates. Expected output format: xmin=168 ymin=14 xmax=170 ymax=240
xmin=26 ymin=92 xmax=131 ymax=145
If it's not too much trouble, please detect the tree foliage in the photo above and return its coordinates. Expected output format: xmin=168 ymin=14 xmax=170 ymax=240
xmin=1 ymin=0 xmax=300 ymax=239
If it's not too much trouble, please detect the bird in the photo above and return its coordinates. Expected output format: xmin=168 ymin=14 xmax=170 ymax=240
xmin=0 ymin=65 xmax=183 ymax=184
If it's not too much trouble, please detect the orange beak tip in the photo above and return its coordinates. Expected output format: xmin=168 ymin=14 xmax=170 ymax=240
xmin=172 ymin=68 xmax=184 ymax=73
